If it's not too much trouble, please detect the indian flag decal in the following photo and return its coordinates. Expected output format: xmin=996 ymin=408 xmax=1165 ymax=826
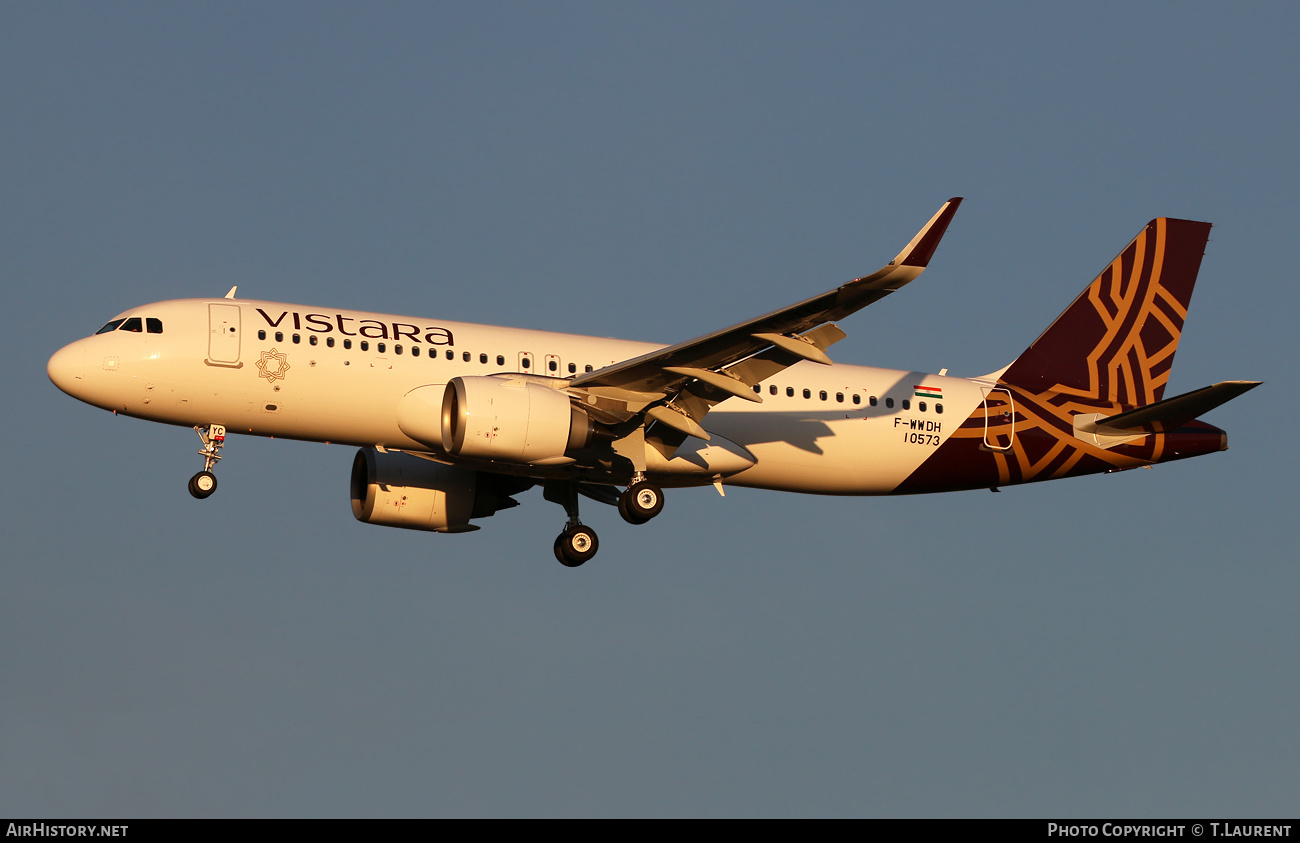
xmin=914 ymin=385 xmax=942 ymax=400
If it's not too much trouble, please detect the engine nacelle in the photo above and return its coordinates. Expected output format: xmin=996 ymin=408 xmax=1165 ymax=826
xmin=349 ymin=447 xmax=524 ymax=533
xmin=441 ymin=375 xmax=596 ymax=463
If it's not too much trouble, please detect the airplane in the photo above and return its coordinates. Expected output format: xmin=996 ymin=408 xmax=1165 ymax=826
xmin=47 ymin=199 xmax=1259 ymax=567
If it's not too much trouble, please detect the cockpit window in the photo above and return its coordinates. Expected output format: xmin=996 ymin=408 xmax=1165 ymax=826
xmin=95 ymin=319 xmax=126 ymax=335
xmin=146 ymin=318 xmax=163 ymax=334
xmin=120 ymin=317 xmax=143 ymax=332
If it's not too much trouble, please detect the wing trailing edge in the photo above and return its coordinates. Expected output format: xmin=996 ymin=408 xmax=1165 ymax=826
xmin=569 ymin=197 xmax=963 ymax=398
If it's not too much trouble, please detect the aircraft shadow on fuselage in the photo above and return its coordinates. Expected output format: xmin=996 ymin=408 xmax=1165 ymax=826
xmin=717 ymin=371 xmax=925 ymax=454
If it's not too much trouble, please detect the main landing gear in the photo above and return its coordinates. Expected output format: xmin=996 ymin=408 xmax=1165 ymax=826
xmin=545 ymin=476 xmax=666 ymax=568
xmin=554 ymin=524 xmax=599 ymax=568
xmin=618 ymin=477 xmax=664 ymax=525
xmin=188 ymin=424 xmax=226 ymax=500
xmin=544 ymin=482 xmax=599 ymax=567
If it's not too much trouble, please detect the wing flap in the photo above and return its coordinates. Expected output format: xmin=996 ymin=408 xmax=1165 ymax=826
xmin=569 ymin=198 xmax=962 ymax=397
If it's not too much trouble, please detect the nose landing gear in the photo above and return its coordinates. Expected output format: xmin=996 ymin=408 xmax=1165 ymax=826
xmin=188 ymin=470 xmax=217 ymax=499
xmin=188 ymin=424 xmax=226 ymax=500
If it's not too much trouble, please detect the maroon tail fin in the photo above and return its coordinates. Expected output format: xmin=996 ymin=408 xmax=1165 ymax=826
xmin=999 ymin=218 xmax=1212 ymax=407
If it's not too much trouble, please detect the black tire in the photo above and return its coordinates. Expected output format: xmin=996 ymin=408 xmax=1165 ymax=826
xmin=189 ymin=471 xmax=217 ymax=500
xmin=555 ymin=526 xmax=598 ymax=567
xmin=619 ymin=481 xmax=663 ymax=524
xmin=618 ymin=494 xmax=648 ymax=525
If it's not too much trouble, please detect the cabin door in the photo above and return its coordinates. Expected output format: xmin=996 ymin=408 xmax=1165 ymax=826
xmin=207 ymin=304 xmax=242 ymax=365
xmin=980 ymin=387 xmax=1015 ymax=451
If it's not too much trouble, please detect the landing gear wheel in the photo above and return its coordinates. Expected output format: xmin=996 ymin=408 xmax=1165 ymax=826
xmin=188 ymin=470 xmax=217 ymax=499
xmin=554 ymin=525 xmax=599 ymax=567
xmin=618 ymin=496 xmax=646 ymax=525
xmin=619 ymin=481 xmax=664 ymax=525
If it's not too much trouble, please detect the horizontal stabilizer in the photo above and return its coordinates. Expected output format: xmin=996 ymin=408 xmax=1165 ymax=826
xmin=1076 ymin=381 xmax=1261 ymax=434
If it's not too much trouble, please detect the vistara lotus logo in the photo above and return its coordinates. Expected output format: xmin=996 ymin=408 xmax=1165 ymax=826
xmin=256 ymin=348 xmax=291 ymax=383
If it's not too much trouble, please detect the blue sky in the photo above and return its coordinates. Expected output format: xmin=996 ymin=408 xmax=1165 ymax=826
xmin=3 ymin=3 xmax=1296 ymax=817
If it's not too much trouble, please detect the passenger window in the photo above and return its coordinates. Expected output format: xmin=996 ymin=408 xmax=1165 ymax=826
xmin=753 ymin=385 xmax=761 ymax=394
xmin=870 ymin=396 xmax=878 ymax=406
xmin=293 ymin=334 xmax=301 ymax=344
xmin=275 ymin=332 xmax=284 ymax=342
xmin=852 ymin=394 xmax=861 ymax=405
xmin=463 ymin=351 xmax=471 ymax=362
xmin=902 ymin=399 xmax=910 ymax=410
xmin=568 ymin=362 xmax=576 ymax=374
xmin=885 ymin=397 xmax=894 ymax=408
xmin=309 ymin=335 xmax=318 ymax=346
xmin=936 ymin=403 xmax=943 ymax=414
xmin=769 ymin=385 xmax=777 ymax=395
xmin=120 ymin=317 xmax=143 ymax=332
xmin=327 ymin=337 xmax=335 ymax=348
xmin=585 ymin=365 xmax=593 ymax=372
xmin=499 ymin=356 xmax=506 ymax=366
xmin=95 ymin=319 xmax=126 ymax=335
xmin=146 ymin=318 xmax=163 ymax=334
xmin=803 ymin=389 xmax=811 ymax=399
xmin=344 ymin=339 xmax=352 ymax=349
xmin=819 ymin=390 xmax=827 ymax=401
xmin=548 ymin=359 xmax=557 ymax=372
xmin=787 ymin=387 xmax=794 ymax=397
xmin=446 ymin=350 xmax=453 ymax=360
xmin=836 ymin=392 xmax=844 ymax=403
xmin=258 ymin=330 xmax=266 ymax=340
xmin=377 ymin=342 xmax=386 ymax=353
xmin=411 ymin=346 xmax=419 ymax=357
xmin=361 ymin=341 xmax=370 ymax=352
xmin=522 ymin=358 xmax=531 ymax=369
xmin=481 ymin=353 xmax=488 ymax=364
xmin=395 ymin=344 xmax=403 ymax=355
xmin=919 ymin=401 xmax=926 ymax=412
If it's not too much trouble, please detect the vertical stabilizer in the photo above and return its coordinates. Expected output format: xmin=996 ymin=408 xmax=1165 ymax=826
xmin=998 ymin=218 xmax=1212 ymax=407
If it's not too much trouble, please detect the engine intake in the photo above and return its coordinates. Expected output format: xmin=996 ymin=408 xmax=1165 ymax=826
xmin=441 ymin=375 xmax=597 ymax=463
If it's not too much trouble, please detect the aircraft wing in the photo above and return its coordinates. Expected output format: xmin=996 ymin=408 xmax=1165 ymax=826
xmin=569 ymin=198 xmax=962 ymax=401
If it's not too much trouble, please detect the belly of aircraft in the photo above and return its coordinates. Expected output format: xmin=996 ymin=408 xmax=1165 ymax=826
xmin=706 ymin=410 xmax=941 ymax=494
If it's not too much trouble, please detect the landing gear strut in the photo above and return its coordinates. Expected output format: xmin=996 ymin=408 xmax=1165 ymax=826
xmin=188 ymin=424 xmax=226 ymax=500
xmin=544 ymin=481 xmax=599 ymax=567
xmin=618 ymin=474 xmax=664 ymax=525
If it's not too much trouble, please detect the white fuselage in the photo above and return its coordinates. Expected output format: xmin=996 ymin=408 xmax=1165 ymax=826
xmin=48 ymin=298 xmax=988 ymax=495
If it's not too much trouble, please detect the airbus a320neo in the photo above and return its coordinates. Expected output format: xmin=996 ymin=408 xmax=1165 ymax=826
xmin=48 ymin=199 xmax=1257 ymax=566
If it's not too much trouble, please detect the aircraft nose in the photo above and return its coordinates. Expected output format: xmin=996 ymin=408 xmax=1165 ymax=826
xmin=47 ymin=343 xmax=85 ymax=396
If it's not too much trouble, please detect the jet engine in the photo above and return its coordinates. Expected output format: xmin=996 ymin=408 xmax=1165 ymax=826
xmin=350 ymin=447 xmax=528 ymax=533
xmin=441 ymin=375 xmax=600 ymax=464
